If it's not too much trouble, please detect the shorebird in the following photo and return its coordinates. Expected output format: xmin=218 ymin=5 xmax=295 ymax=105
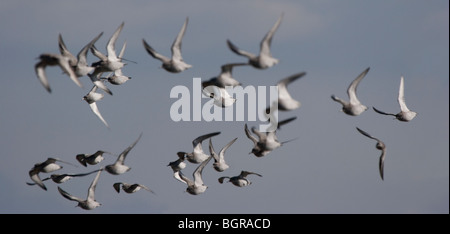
xmin=202 ymin=63 xmax=248 ymax=88
xmin=27 ymin=169 xmax=101 ymax=185
xmin=100 ymin=41 xmax=131 ymax=85
xmin=87 ymin=22 xmax=126 ymax=95
xmin=90 ymin=22 xmax=126 ymax=73
xmin=105 ymin=133 xmax=142 ymax=175
xmin=57 ymin=168 xmax=103 ymax=210
xmin=143 ymin=17 xmax=192 ymax=73
xmin=209 ymin=137 xmax=238 ymax=172
xmin=178 ymin=155 xmax=213 ymax=195
xmin=227 ymin=13 xmax=283 ymax=69
xmin=168 ymin=152 xmax=187 ymax=183
xmin=356 ymin=127 xmax=386 ymax=181
xmin=113 ymin=182 xmax=155 ymax=194
xmin=373 ymin=76 xmax=417 ymax=122
xmin=202 ymin=85 xmax=236 ymax=108
xmin=105 ymin=69 xmax=131 ymax=85
xmin=178 ymin=132 xmax=221 ymax=164
xmin=218 ymin=170 xmax=262 ymax=187
xmin=82 ymin=85 xmax=109 ymax=128
xmin=331 ymin=67 xmax=370 ymax=116
xmin=35 ymin=53 xmax=81 ymax=93
xmin=168 ymin=152 xmax=187 ymax=172
xmin=265 ymin=72 xmax=306 ymax=114
xmin=28 ymin=157 xmax=77 ymax=191
xmin=244 ymin=117 xmax=297 ymax=157
xmin=76 ymin=150 xmax=113 ymax=167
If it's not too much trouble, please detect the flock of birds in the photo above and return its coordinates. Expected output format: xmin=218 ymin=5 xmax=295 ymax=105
xmin=29 ymin=13 xmax=417 ymax=210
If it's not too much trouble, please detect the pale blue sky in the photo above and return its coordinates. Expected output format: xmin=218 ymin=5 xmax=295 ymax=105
xmin=0 ymin=0 xmax=448 ymax=213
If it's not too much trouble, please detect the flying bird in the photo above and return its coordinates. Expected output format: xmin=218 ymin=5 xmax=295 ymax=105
xmin=202 ymin=63 xmax=248 ymax=88
xmin=113 ymin=182 xmax=155 ymax=194
xmin=356 ymin=127 xmax=386 ymax=181
xmin=227 ymin=13 xmax=283 ymax=69
xmin=27 ymin=169 xmax=101 ymax=185
xmin=244 ymin=117 xmax=297 ymax=157
xmin=35 ymin=53 xmax=81 ymax=93
xmin=143 ymin=17 xmax=192 ymax=73
xmin=209 ymin=137 xmax=238 ymax=172
xmin=202 ymin=85 xmax=236 ymax=108
xmin=57 ymin=168 xmax=103 ymax=210
xmin=177 ymin=132 xmax=221 ymax=164
xmin=266 ymin=72 xmax=306 ymax=114
xmin=105 ymin=133 xmax=142 ymax=175
xmin=76 ymin=150 xmax=113 ymax=167
xmin=73 ymin=32 xmax=104 ymax=77
xmin=82 ymin=85 xmax=109 ymax=128
xmin=105 ymin=69 xmax=131 ymax=85
xmin=28 ymin=157 xmax=77 ymax=191
xmin=168 ymin=152 xmax=187 ymax=183
xmin=87 ymin=22 xmax=126 ymax=95
xmin=90 ymin=22 xmax=126 ymax=73
xmin=218 ymin=170 xmax=262 ymax=187
xmin=331 ymin=67 xmax=370 ymax=116
xmin=178 ymin=155 xmax=213 ymax=195
xmin=373 ymin=76 xmax=417 ymax=122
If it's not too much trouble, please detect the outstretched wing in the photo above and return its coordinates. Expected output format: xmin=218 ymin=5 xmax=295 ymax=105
xmin=356 ymin=127 xmax=379 ymax=141
xmin=116 ymin=133 xmax=143 ymax=164
xmin=240 ymin=170 xmax=262 ymax=178
xmin=193 ymin=156 xmax=212 ymax=186
xmin=88 ymin=102 xmax=109 ymax=128
xmin=192 ymin=132 xmax=221 ymax=152
xmin=106 ymin=22 xmax=124 ymax=61
xmin=244 ymin=124 xmax=258 ymax=145
xmin=372 ymin=107 xmax=395 ymax=116
xmin=227 ymin=39 xmax=256 ymax=59
xmin=58 ymin=186 xmax=83 ymax=202
xmin=347 ymin=67 xmax=370 ymax=105
xmin=87 ymin=168 xmax=103 ymax=202
xmin=77 ymin=32 xmax=104 ymax=66
xmin=398 ymin=76 xmax=411 ymax=112
xmin=142 ymin=39 xmax=170 ymax=62
xmin=171 ymin=17 xmax=189 ymax=61
xmin=218 ymin=137 xmax=238 ymax=161
xmin=277 ymin=72 xmax=306 ymax=101
xmin=379 ymin=150 xmax=386 ymax=181
xmin=35 ymin=61 xmax=51 ymax=93
xmin=260 ymin=13 xmax=283 ymax=56
xmin=58 ymin=34 xmax=77 ymax=66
